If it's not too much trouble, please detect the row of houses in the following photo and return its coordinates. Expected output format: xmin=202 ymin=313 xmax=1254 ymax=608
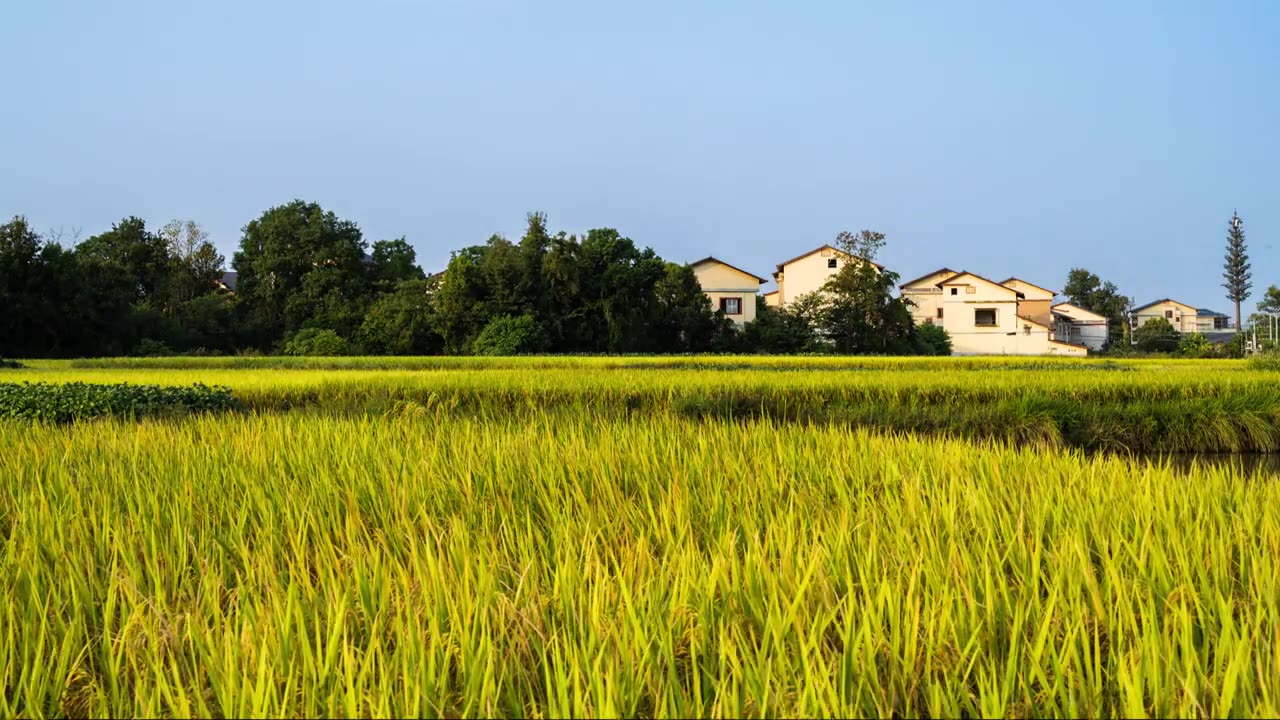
xmin=691 ymin=245 xmax=1233 ymax=356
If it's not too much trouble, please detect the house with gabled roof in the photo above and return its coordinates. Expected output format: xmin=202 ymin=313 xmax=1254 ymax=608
xmin=766 ymin=244 xmax=882 ymax=307
xmin=935 ymin=272 xmax=1088 ymax=356
xmin=1131 ymin=298 xmax=1199 ymax=333
xmin=689 ymin=257 xmax=768 ymax=324
xmin=1051 ymin=302 xmax=1109 ymax=351
xmin=899 ymin=268 xmax=1092 ymax=355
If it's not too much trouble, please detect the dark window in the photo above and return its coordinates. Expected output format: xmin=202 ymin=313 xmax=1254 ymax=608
xmin=936 ymin=308 xmax=944 ymax=319
xmin=720 ymin=297 xmax=742 ymax=315
xmin=950 ymin=287 xmax=958 ymax=296
xmin=828 ymin=258 xmax=838 ymax=268
xmin=1165 ymin=310 xmax=1173 ymax=319
xmin=975 ymin=309 xmax=997 ymax=327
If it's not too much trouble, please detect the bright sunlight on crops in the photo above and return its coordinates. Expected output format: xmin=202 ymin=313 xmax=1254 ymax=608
xmin=2 ymin=356 xmax=1278 ymax=717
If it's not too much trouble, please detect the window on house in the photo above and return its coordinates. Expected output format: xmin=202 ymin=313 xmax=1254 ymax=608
xmin=1165 ymin=310 xmax=1173 ymax=319
xmin=966 ymin=286 xmax=976 ymax=294
xmin=1024 ymin=324 xmax=1031 ymax=335
xmin=720 ymin=297 xmax=742 ymax=315
xmin=975 ymin=309 xmax=997 ymax=327
xmin=936 ymin=308 xmax=944 ymax=319
xmin=950 ymin=287 xmax=958 ymax=296
xmin=828 ymin=258 xmax=837 ymax=268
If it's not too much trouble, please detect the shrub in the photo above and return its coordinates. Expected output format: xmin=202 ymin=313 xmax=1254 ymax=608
xmin=1133 ymin=317 xmax=1180 ymax=353
xmin=471 ymin=315 xmax=549 ymax=356
xmin=0 ymin=358 xmax=24 ymax=369
xmin=1177 ymin=332 xmax=1213 ymax=358
xmin=1247 ymin=349 xmax=1280 ymax=371
xmin=913 ymin=322 xmax=952 ymax=356
xmin=282 ymin=328 xmax=350 ymax=357
xmin=0 ymin=382 xmax=239 ymax=422
xmin=134 ymin=338 xmax=175 ymax=357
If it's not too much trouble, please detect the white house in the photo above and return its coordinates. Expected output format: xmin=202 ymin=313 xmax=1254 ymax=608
xmin=765 ymin=244 xmax=882 ymax=307
xmin=689 ymin=257 xmax=768 ymax=325
xmin=900 ymin=270 xmax=1090 ymax=356
xmin=1051 ymin=302 xmax=1109 ymax=351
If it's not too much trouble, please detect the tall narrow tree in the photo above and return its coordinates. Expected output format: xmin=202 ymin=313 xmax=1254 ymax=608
xmin=1223 ymin=211 xmax=1252 ymax=332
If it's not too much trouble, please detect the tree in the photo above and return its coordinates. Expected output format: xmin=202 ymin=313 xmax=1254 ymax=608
xmin=159 ymin=219 xmax=224 ymax=310
xmin=76 ymin=216 xmax=172 ymax=306
xmin=1062 ymin=268 xmax=1131 ymax=347
xmin=1134 ymin=317 xmax=1180 ymax=353
xmin=814 ymin=230 xmax=915 ymax=354
xmin=742 ymin=298 xmax=818 ymax=353
xmin=914 ymin=322 xmax=952 ymax=356
xmin=369 ymin=238 xmax=424 ymax=290
xmin=357 ymin=279 xmax=443 ymax=355
xmin=1177 ymin=332 xmax=1214 ymax=358
xmin=652 ymin=263 xmax=734 ymax=352
xmin=1223 ymin=211 xmax=1251 ymax=333
xmin=233 ymin=200 xmax=369 ymax=347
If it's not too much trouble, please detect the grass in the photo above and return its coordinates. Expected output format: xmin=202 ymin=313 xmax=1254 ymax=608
xmin=11 ymin=355 xmax=1280 ymax=452
xmin=3 ymin=356 xmax=1279 ymax=716
xmin=2 ymin=411 xmax=1278 ymax=717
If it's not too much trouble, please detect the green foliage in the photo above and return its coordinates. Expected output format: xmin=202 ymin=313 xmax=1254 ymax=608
xmin=913 ymin=322 xmax=953 ymax=356
xmin=743 ymin=298 xmax=818 ymax=353
xmin=1223 ymin=212 xmax=1251 ymax=330
xmin=653 ymin=263 xmax=737 ymax=352
xmin=357 ymin=280 xmax=443 ymax=355
xmin=282 ymin=328 xmax=350 ymax=357
xmin=1062 ymin=268 xmax=1128 ymax=346
xmin=1176 ymin=332 xmax=1213 ymax=358
xmin=814 ymin=230 xmax=915 ymax=354
xmin=233 ymin=200 xmax=370 ymax=344
xmin=0 ymin=382 xmax=237 ymax=422
xmin=0 ymin=359 xmax=25 ymax=369
xmin=1247 ymin=349 xmax=1280 ymax=371
xmin=134 ymin=338 xmax=175 ymax=357
xmin=471 ymin=315 xmax=550 ymax=356
xmin=1133 ymin=317 xmax=1180 ymax=353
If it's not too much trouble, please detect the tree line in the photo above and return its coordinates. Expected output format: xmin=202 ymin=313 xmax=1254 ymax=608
xmin=2 ymin=201 xmax=950 ymax=358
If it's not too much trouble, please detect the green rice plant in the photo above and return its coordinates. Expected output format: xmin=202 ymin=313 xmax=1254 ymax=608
xmin=12 ymin=356 xmax=1280 ymax=452
xmin=1 ymin=413 xmax=1278 ymax=716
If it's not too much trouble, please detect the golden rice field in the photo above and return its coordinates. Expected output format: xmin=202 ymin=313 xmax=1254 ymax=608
xmin=2 ymin=356 xmax=1279 ymax=717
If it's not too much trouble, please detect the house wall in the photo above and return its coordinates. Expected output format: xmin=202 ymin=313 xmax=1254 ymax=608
xmin=1133 ymin=301 xmax=1197 ymax=333
xmin=1052 ymin=304 xmax=1109 ymax=351
xmin=900 ymin=270 xmax=956 ymax=326
xmin=692 ymin=262 xmax=762 ymax=325
xmin=776 ymin=249 xmax=864 ymax=305
xmin=938 ymin=275 xmax=1053 ymax=355
xmin=763 ymin=292 xmax=780 ymax=308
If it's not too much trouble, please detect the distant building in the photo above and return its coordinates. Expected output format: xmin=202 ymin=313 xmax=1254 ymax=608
xmin=216 ymin=271 xmax=238 ymax=293
xmin=765 ymin=244 xmax=882 ymax=308
xmin=900 ymin=270 xmax=1092 ymax=356
xmin=689 ymin=257 xmax=768 ymax=325
xmin=1051 ymin=303 xmax=1109 ymax=352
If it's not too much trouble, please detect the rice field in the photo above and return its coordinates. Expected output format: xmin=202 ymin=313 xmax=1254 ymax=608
xmin=2 ymin=356 xmax=1279 ymax=717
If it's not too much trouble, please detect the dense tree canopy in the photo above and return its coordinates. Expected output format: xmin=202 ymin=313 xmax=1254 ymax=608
xmin=1063 ymin=268 xmax=1131 ymax=347
xmin=2 ymin=205 xmax=981 ymax=359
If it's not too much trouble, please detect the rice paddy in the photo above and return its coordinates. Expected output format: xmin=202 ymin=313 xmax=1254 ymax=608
xmin=2 ymin=356 xmax=1278 ymax=717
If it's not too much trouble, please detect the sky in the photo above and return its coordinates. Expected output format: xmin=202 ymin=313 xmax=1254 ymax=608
xmin=3 ymin=0 xmax=1277 ymax=310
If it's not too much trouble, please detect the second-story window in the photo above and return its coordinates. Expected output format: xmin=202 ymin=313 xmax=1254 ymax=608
xmin=975 ymin=309 xmax=997 ymax=327
xmin=828 ymin=258 xmax=837 ymax=268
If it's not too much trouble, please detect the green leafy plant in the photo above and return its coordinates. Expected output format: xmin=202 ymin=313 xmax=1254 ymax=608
xmin=281 ymin=328 xmax=350 ymax=357
xmin=0 ymin=382 xmax=239 ymax=422
xmin=471 ymin=315 xmax=550 ymax=356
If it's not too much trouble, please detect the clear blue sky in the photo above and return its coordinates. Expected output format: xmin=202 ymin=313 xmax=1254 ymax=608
xmin=3 ymin=0 xmax=1277 ymax=310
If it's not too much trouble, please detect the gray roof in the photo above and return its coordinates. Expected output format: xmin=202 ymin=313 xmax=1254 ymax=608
xmin=219 ymin=271 xmax=238 ymax=291
xmin=1196 ymin=308 xmax=1228 ymax=317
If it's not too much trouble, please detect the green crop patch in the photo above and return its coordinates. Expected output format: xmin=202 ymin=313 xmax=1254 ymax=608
xmin=0 ymin=382 xmax=240 ymax=422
